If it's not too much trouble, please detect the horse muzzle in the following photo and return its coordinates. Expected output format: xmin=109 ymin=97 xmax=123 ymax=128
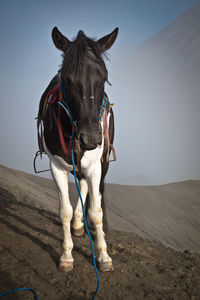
xmin=77 ymin=122 xmax=102 ymax=151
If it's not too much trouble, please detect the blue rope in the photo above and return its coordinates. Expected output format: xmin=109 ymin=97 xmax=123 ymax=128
xmin=98 ymin=95 xmax=105 ymax=121
xmin=57 ymin=101 xmax=75 ymax=126
xmin=98 ymin=95 xmax=111 ymax=122
xmin=71 ymin=129 xmax=100 ymax=300
xmin=0 ymin=288 xmax=39 ymax=299
xmin=59 ymin=80 xmax=76 ymax=126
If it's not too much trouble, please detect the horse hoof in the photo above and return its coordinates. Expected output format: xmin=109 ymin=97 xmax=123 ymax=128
xmin=58 ymin=261 xmax=73 ymax=272
xmin=98 ymin=261 xmax=114 ymax=272
xmin=72 ymin=226 xmax=84 ymax=237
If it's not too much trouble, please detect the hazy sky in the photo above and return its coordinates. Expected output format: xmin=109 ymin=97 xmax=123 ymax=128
xmin=0 ymin=0 xmax=199 ymax=184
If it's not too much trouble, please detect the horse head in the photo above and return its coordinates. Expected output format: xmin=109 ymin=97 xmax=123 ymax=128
xmin=51 ymin=27 xmax=118 ymax=151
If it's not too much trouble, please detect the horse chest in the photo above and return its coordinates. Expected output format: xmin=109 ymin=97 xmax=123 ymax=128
xmin=44 ymin=136 xmax=104 ymax=176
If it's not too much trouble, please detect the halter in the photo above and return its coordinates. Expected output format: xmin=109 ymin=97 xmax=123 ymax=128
xmin=58 ymin=78 xmax=110 ymax=126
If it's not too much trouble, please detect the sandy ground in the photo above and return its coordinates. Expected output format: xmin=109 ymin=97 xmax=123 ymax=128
xmin=0 ymin=164 xmax=200 ymax=299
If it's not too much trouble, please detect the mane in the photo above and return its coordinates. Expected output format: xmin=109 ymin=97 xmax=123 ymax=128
xmin=61 ymin=30 xmax=106 ymax=79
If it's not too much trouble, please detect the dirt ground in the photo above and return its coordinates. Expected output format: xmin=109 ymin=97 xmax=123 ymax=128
xmin=0 ymin=186 xmax=200 ymax=300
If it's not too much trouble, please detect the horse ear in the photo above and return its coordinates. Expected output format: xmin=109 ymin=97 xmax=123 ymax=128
xmin=97 ymin=27 xmax=118 ymax=51
xmin=52 ymin=27 xmax=71 ymax=52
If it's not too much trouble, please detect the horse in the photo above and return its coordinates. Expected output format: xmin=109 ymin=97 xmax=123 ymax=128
xmin=37 ymin=27 xmax=118 ymax=273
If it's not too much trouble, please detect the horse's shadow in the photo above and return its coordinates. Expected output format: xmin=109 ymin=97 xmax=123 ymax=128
xmin=74 ymin=242 xmax=94 ymax=266
xmin=0 ymin=187 xmax=95 ymax=267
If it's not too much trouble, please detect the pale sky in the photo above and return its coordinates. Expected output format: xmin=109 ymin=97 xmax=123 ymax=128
xmin=0 ymin=0 xmax=199 ymax=184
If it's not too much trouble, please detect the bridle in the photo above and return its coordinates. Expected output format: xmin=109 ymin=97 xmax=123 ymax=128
xmin=42 ymin=71 xmax=112 ymax=156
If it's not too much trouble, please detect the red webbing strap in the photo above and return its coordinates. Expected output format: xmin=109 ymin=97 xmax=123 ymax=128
xmin=42 ymin=84 xmax=60 ymax=120
xmin=46 ymin=85 xmax=60 ymax=104
xmin=42 ymin=81 xmax=74 ymax=159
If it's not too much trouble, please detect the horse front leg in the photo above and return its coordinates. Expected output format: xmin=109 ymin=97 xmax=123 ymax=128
xmin=50 ymin=160 xmax=74 ymax=272
xmin=72 ymin=178 xmax=88 ymax=236
xmin=87 ymin=161 xmax=114 ymax=272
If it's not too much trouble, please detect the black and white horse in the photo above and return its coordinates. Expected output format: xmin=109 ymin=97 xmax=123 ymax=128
xmin=37 ymin=27 xmax=118 ymax=272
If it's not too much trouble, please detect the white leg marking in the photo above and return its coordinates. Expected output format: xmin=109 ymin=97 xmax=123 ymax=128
xmin=86 ymin=161 xmax=112 ymax=264
xmin=50 ymin=160 xmax=74 ymax=265
xmin=72 ymin=178 xmax=88 ymax=234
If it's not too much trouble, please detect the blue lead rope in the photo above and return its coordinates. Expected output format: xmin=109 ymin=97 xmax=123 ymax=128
xmin=0 ymin=288 xmax=39 ymax=299
xmin=71 ymin=129 xmax=100 ymax=300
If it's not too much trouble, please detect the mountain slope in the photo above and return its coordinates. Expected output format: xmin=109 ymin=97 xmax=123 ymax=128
xmin=1 ymin=164 xmax=200 ymax=252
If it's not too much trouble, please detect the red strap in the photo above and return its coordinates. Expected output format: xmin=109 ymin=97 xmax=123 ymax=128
xmin=44 ymin=83 xmax=72 ymax=158
xmin=47 ymin=85 xmax=60 ymax=104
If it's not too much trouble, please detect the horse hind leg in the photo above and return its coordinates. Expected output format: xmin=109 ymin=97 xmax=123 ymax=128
xmin=72 ymin=178 xmax=88 ymax=236
xmin=50 ymin=160 xmax=74 ymax=272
